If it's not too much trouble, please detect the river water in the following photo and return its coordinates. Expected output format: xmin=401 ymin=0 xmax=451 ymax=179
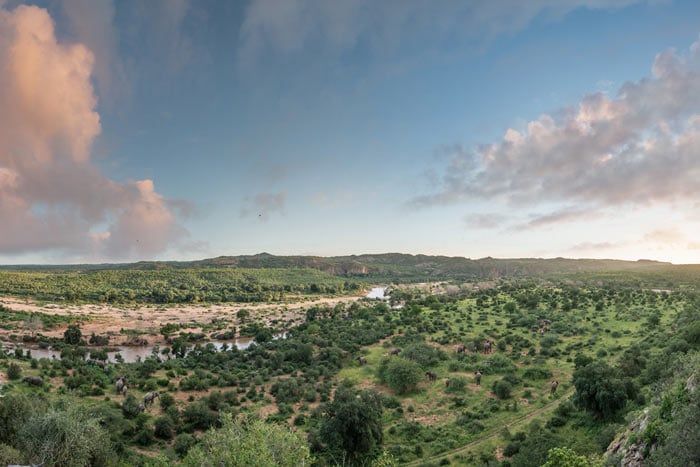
xmin=3 ymin=334 xmax=286 ymax=363
xmin=366 ymin=287 xmax=388 ymax=299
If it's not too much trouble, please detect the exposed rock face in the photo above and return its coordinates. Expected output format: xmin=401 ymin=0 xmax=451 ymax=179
xmin=606 ymin=409 xmax=655 ymax=467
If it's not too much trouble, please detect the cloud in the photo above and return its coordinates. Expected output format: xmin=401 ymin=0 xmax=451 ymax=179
xmin=643 ymin=228 xmax=686 ymax=245
xmin=239 ymin=0 xmax=647 ymax=67
xmin=516 ymin=206 xmax=603 ymax=230
xmin=57 ymin=0 xmax=127 ymax=106
xmin=0 ymin=5 xmax=185 ymax=259
xmin=568 ymin=241 xmax=621 ymax=253
xmin=240 ymin=192 xmax=286 ymax=222
xmin=412 ymin=35 xmax=700 ymax=220
xmin=463 ymin=213 xmax=506 ymax=230
xmin=56 ymin=0 xmax=195 ymax=105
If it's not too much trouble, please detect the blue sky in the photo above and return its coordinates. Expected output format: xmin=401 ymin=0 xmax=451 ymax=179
xmin=1 ymin=0 xmax=700 ymax=263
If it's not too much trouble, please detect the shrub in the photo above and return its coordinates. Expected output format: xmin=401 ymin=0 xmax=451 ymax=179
xmin=313 ymin=386 xmax=383 ymax=464
xmin=573 ymin=362 xmax=629 ymax=419
xmin=492 ymin=379 xmax=513 ymax=399
xmin=183 ymin=414 xmax=311 ymax=467
xmin=7 ymin=363 xmax=21 ymax=380
xmin=378 ymin=357 xmax=423 ymax=395
xmin=19 ymin=405 xmax=112 ymax=467
xmin=121 ymin=395 xmax=142 ymax=419
xmin=63 ymin=325 xmax=82 ymax=345
xmin=400 ymin=343 xmax=445 ymax=368
xmin=154 ymin=416 xmax=175 ymax=440
xmin=445 ymin=377 xmax=468 ymax=393
xmin=174 ymin=433 xmax=196 ymax=458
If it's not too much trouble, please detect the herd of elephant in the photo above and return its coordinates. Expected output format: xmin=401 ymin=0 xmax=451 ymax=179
xmin=115 ymin=376 xmax=160 ymax=412
xmin=355 ymin=340 xmax=561 ymax=394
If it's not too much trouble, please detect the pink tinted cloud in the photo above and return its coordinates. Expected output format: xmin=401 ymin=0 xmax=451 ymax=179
xmin=0 ymin=5 xmax=185 ymax=259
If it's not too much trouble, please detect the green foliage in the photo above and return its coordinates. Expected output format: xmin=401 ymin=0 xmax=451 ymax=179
xmin=492 ymin=379 xmax=513 ymax=399
xmin=183 ymin=413 xmax=312 ymax=467
xmin=154 ymin=416 xmax=175 ymax=440
xmin=573 ymin=362 xmax=630 ymax=419
xmin=0 ymin=444 xmax=22 ymax=465
xmin=445 ymin=376 xmax=468 ymax=393
xmin=313 ymin=386 xmax=384 ymax=465
xmin=6 ymin=362 xmax=21 ymax=380
xmin=378 ymin=357 xmax=423 ymax=394
xmin=121 ymin=395 xmax=142 ymax=419
xmin=19 ymin=405 xmax=112 ymax=467
xmin=63 ymin=324 xmax=82 ymax=345
xmin=0 ymin=267 xmax=358 ymax=303
xmin=542 ymin=447 xmax=602 ymax=467
xmin=400 ymin=342 xmax=446 ymax=368
xmin=174 ymin=433 xmax=197 ymax=458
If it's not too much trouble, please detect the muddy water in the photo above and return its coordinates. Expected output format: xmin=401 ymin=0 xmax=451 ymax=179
xmin=366 ymin=287 xmax=388 ymax=299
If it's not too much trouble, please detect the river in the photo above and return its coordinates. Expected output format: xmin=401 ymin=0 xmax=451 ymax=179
xmin=366 ymin=287 xmax=388 ymax=299
xmin=3 ymin=333 xmax=286 ymax=363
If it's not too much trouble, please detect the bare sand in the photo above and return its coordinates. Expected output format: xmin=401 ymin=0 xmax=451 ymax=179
xmin=0 ymin=293 xmax=365 ymax=345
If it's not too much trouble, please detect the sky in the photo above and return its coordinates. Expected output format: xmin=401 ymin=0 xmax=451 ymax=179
xmin=1 ymin=0 xmax=700 ymax=264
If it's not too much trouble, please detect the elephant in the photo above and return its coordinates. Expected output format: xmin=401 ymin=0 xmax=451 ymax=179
xmin=357 ymin=356 xmax=367 ymax=366
xmin=389 ymin=348 xmax=401 ymax=356
xmin=23 ymin=376 xmax=43 ymax=386
xmin=425 ymin=371 xmax=437 ymax=381
xmin=455 ymin=344 xmax=466 ymax=353
xmin=144 ymin=391 xmax=160 ymax=407
xmin=115 ymin=377 xmax=126 ymax=394
xmin=474 ymin=371 xmax=482 ymax=385
xmin=483 ymin=339 xmax=493 ymax=354
xmin=550 ymin=380 xmax=559 ymax=395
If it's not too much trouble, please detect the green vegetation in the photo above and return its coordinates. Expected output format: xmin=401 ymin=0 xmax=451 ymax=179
xmin=0 ymin=267 xmax=361 ymax=303
xmin=0 ymin=264 xmax=697 ymax=466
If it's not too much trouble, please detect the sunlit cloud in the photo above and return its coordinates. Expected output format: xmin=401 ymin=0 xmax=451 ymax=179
xmin=0 ymin=4 xmax=187 ymax=259
xmin=412 ymin=36 xmax=700 ymax=232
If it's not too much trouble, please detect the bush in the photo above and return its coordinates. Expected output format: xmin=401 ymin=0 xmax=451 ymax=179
xmin=573 ymin=362 xmax=629 ymax=419
xmin=0 ymin=443 xmax=23 ymax=465
xmin=63 ymin=325 xmax=82 ymax=345
xmin=182 ymin=402 xmax=218 ymax=431
xmin=492 ymin=379 xmax=513 ymax=399
xmin=122 ymin=395 xmax=142 ymax=419
xmin=183 ymin=414 xmax=311 ymax=467
xmin=154 ymin=416 xmax=175 ymax=440
xmin=19 ymin=405 xmax=112 ymax=467
xmin=7 ymin=363 xmax=21 ymax=380
xmin=523 ymin=367 xmax=552 ymax=380
xmin=174 ymin=433 xmax=196 ymax=458
xmin=400 ymin=343 xmax=445 ymax=368
xmin=160 ymin=392 xmax=175 ymax=410
xmin=445 ymin=377 xmax=468 ymax=393
xmin=378 ymin=357 xmax=423 ymax=395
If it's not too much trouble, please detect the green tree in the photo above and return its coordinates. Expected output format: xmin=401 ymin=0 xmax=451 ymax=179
xmin=492 ymin=379 xmax=513 ymax=399
xmin=378 ymin=357 xmax=423 ymax=395
xmin=6 ymin=363 xmax=21 ymax=380
xmin=573 ymin=362 xmax=629 ymax=419
xmin=63 ymin=324 xmax=82 ymax=345
xmin=19 ymin=406 xmax=112 ymax=467
xmin=183 ymin=413 xmax=311 ymax=466
xmin=314 ymin=386 xmax=384 ymax=465
xmin=154 ymin=416 xmax=175 ymax=440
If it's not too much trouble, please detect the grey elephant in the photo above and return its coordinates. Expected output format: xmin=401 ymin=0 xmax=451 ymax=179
xmin=144 ymin=391 xmax=160 ymax=407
